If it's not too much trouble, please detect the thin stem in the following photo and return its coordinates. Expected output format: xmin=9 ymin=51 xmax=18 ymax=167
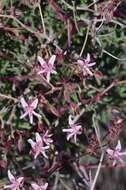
xmin=0 ymin=14 xmax=40 ymax=37
xmin=61 ymin=0 xmax=94 ymax=12
xmin=37 ymin=2 xmax=46 ymax=35
xmin=60 ymin=179 xmax=71 ymax=190
xmin=92 ymin=114 xmax=103 ymax=152
xmin=67 ymin=19 xmax=71 ymax=48
xmin=80 ymin=26 xmax=90 ymax=57
xmin=0 ymin=93 xmax=18 ymax=102
xmin=103 ymin=49 xmax=126 ymax=61
xmin=86 ymin=163 xmax=126 ymax=169
xmin=53 ymin=172 xmax=59 ymax=190
xmin=72 ymin=1 xmax=81 ymax=35
xmin=90 ymin=152 xmax=104 ymax=190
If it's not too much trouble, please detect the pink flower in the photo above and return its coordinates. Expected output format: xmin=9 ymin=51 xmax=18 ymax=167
xmin=77 ymin=53 xmax=96 ymax=76
xmin=4 ymin=170 xmax=24 ymax=190
xmin=62 ymin=115 xmax=82 ymax=143
xmin=37 ymin=55 xmax=57 ymax=82
xmin=106 ymin=140 xmax=126 ymax=166
xmin=42 ymin=130 xmax=53 ymax=146
xmin=28 ymin=133 xmax=49 ymax=159
xmin=31 ymin=182 xmax=48 ymax=190
xmin=20 ymin=97 xmax=41 ymax=124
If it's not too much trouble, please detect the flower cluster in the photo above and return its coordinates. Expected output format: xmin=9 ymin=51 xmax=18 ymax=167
xmin=62 ymin=115 xmax=82 ymax=143
xmin=4 ymin=170 xmax=48 ymax=190
xmin=20 ymin=97 xmax=41 ymax=124
xmin=28 ymin=132 xmax=51 ymax=159
xmin=37 ymin=55 xmax=57 ymax=82
xmin=77 ymin=53 xmax=96 ymax=77
xmin=106 ymin=140 xmax=126 ymax=166
xmin=4 ymin=170 xmax=24 ymax=190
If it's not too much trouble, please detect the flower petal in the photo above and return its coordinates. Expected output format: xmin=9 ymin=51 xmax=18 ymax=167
xmin=68 ymin=115 xmax=74 ymax=125
xmin=17 ymin=177 xmax=24 ymax=184
xmin=20 ymin=97 xmax=28 ymax=108
xmin=29 ymin=114 xmax=33 ymax=124
xmin=62 ymin=128 xmax=73 ymax=133
xmin=77 ymin=60 xmax=83 ymax=65
xmin=86 ymin=53 xmax=90 ymax=63
xmin=20 ymin=111 xmax=29 ymax=119
xmin=4 ymin=184 xmax=13 ymax=189
xmin=31 ymin=98 xmax=38 ymax=109
xmin=38 ymin=56 xmax=46 ymax=67
xmin=32 ymin=111 xmax=41 ymax=118
xmin=112 ymin=159 xmax=117 ymax=166
xmin=67 ymin=133 xmax=74 ymax=141
xmin=8 ymin=170 xmax=15 ymax=182
xmin=41 ymin=150 xmax=48 ymax=158
xmin=43 ymin=182 xmax=48 ymax=190
xmin=36 ymin=133 xmax=42 ymax=143
xmin=116 ymin=140 xmax=121 ymax=151
xmin=48 ymin=55 xmax=56 ymax=65
xmin=28 ymin=139 xmax=35 ymax=148
xmin=106 ymin=149 xmax=114 ymax=156
xmin=88 ymin=62 xmax=96 ymax=67
xmin=31 ymin=183 xmax=40 ymax=190
xmin=74 ymin=134 xmax=77 ymax=143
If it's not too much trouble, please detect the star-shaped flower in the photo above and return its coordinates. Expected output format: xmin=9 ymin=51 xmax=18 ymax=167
xmin=37 ymin=55 xmax=57 ymax=82
xmin=106 ymin=140 xmax=126 ymax=166
xmin=28 ymin=133 xmax=49 ymax=159
xmin=20 ymin=97 xmax=41 ymax=124
xmin=62 ymin=115 xmax=82 ymax=143
xmin=31 ymin=182 xmax=48 ymax=190
xmin=77 ymin=53 xmax=96 ymax=77
xmin=4 ymin=170 xmax=24 ymax=190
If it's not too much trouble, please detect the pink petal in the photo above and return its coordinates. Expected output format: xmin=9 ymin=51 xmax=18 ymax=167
xmin=36 ymin=133 xmax=42 ymax=143
xmin=43 ymin=145 xmax=50 ymax=150
xmin=67 ymin=133 xmax=74 ymax=141
xmin=28 ymin=139 xmax=36 ymax=148
xmin=41 ymin=150 xmax=48 ymax=158
xmin=31 ymin=99 xmax=38 ymax=109
xmin=62 ymin=128 xmax=73 ymax=133
xmin=20 ymin=111 xmax=29 ymax=119
xmin=29 ymin=114 xmax=33 ymax=124
xmin=8 ymin=170 xmax=15 ymax=182
xmin=77 ymin=60 xmax=83 ymax=65
xmin=86 ymin=53 xmax=90 ymax=63
xmin=52 ymin=70 xmax=57 ymax=74
xmin=43 ymin=183 xmax=48 ymax=190
xmin=38 ymin=56 xmax=46 ymax=67
xmin=20 ymin=97 xmax=28 ymax=108
xmin=88 ymin=62 xmax=96 ymax=67
xmin=38 ymin=70 xmax=46 ymax=75
xmin=48 ymin=55 xmax=56 ymax=65
xmin=68 ymin=115 xmax=74 ymax=125
xmin=85 ymin=67 xmax=93 ymax=76
xmin=116 ymin=140 xmax=121 ymax=151
xmin=31 ymin=183 xmax=40 ymax=190
xmin=119 ymin=152 xmax=126 ymax=156
xmin=34 ymin=151 xmax=40 ymax=159
xmin=106 ymin=149 xmax=114 ymax=156
xmin=112 ymin=159 xmax=117 ymax=166
xmin=32 ymin=111 xmax=41 ymax=118
xmin=17 ymin=177 xmax=24 ymax=184
xmin=4 ymin=184 xmax=13 ymax=189
xmin=74 ymin=134 xmax=77 ymax=143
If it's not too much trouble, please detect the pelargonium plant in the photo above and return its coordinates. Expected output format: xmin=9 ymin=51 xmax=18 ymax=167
xmin=1 ymin=0 xmax=126 ymax=189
